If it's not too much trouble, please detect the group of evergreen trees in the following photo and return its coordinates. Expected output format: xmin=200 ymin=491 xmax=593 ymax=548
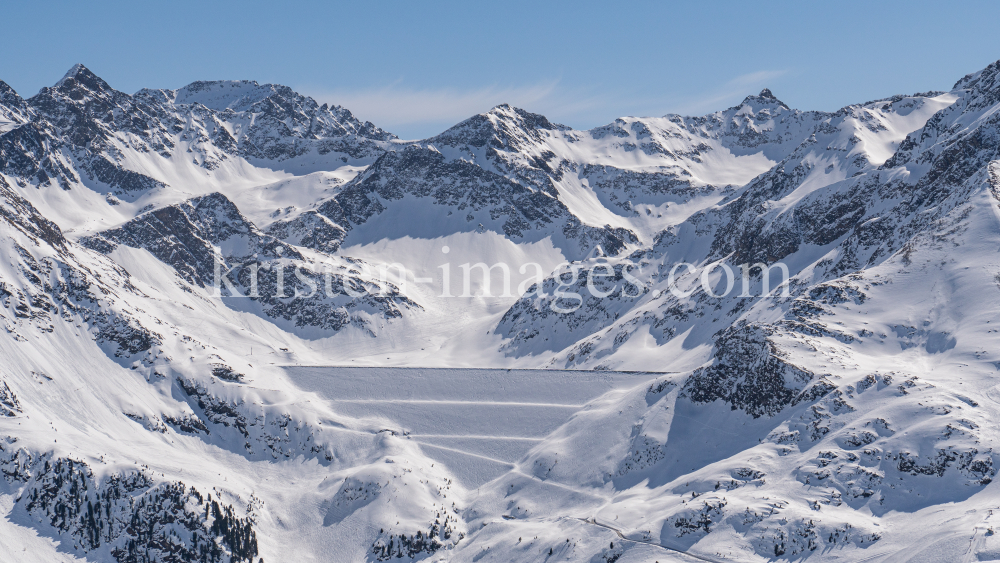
xmin=20 ymin=456 xmax=258 ymax=563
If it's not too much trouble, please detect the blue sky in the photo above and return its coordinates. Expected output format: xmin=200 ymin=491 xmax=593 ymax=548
xmin=3 ymin=0 xmax=1000 ymax=139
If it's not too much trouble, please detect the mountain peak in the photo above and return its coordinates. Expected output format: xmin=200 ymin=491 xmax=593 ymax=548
xmin=426 ymin=104 xmax=565 ymax=149
xmin=951 ymin=59 xmax=1000 ymax=113
xmin=173 ymin=80 xmax=295 ymax=111
xmin=737 ymin=87 xmax=789 ymax=110
xmin=55 ymin=64 xmax=110 ymax=91
xmin=59 ymin=63 xmax=88 ymax=80
xmin=0 ymin=80 xmax=24 ymax=105
xmin=485 ymin=104 xmax=566 ymax=131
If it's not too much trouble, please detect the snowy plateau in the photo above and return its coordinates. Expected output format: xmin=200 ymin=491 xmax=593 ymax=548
xmin=1 ymin=60 xmax=1000 ymax=562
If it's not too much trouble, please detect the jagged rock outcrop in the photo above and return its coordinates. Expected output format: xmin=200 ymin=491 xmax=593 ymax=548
xmin=0 ymin=65 xmax=396 ymax=201
xmin=83 ymin=192 xmax=418 ymax=335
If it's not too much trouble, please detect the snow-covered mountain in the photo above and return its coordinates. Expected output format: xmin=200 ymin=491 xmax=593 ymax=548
xmin=1 ymin=61 xmax=999 ymax=561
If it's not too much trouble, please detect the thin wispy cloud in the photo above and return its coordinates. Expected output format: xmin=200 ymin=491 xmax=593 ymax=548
xmin=727 ymin=69 xmax=788 ymax=89
xmin=318 ymin=82 xmax=557 ymax=125
xmin=306 ymin=81 xmax=611 ymax=139
xmin=669 ymin=69 xmax=789 ymax=115
xmin=305 ymin=69 xmax=789 ymax=139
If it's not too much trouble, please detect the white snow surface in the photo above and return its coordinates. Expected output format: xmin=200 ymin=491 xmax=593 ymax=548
xmin=1 ymin=61 xmax=1000 ymax=562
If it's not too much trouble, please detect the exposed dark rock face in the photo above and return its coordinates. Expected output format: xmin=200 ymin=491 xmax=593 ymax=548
xmin=427 ymin=103 xmax=568 ymax=153
xmin=22 ymin=64 xmax=172 ymax=195
xmin=0 ymin=80 xmax=31 ymax=123
xmin=0 ymin=65 xmax=396 ymax=199
xmin=681 ymin=324 xmax=818 ymax=418
xmin=496 ymin=262 xmax=646 ymax=357
xmin=0 ymin=176 xmax=161 ymax=361
xmin=82 ymin=192 xmax=293 ymax=288
xmin=264 ymin=210 xmax=346 ymax=254
xmin=175 ymin=377 xmax=340 ymax=462
xmin=82 ymin=192 xmax=417 ymax=335
xmin=0 ymin=174 xmax=66 ymax=249
xmin=0 ymin=381 xmax=22 ymax=417
xmin=317 ymin=143 xmax=636 ymax=257
xmin=137 ymin=78 xmax=394 ymax=163
xmin=691 ymin=84 xmax=1000 ymax=275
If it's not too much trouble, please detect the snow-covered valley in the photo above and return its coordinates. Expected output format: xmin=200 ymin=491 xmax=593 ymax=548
xmin=1 ymin=60 xmax=1000 ymax=561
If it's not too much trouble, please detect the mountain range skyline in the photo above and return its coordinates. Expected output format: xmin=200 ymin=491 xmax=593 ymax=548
xmin=5 ymin=0 xmax=1000 ymax=138
xmin=2 ymin=55 xmax=1000 ymax=561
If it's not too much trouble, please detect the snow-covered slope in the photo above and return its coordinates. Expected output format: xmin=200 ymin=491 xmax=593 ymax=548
xmin=1 ymin=60 xmax=1000 ymax=561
